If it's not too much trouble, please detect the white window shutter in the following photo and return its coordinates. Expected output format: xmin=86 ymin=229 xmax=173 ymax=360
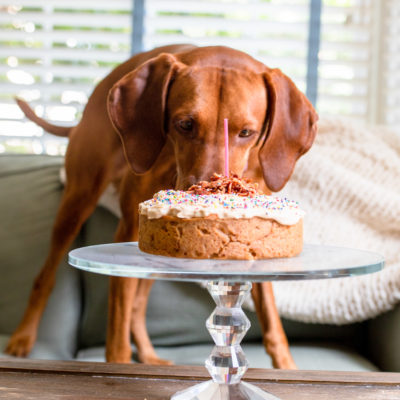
xmin=0 ymin=0 xmax=132 ymax=154
xmin=318 ymin=0 xmax=399 ymax=131
xmin=317 ymin=0 xmax=373 ymax=121
xmin=380 ymin=0 xmax=400 ymax=127
xmin=144 ymin=0 xmax=311 ymax=93
xmin=0 ymin=0 xmax=398 ymax=155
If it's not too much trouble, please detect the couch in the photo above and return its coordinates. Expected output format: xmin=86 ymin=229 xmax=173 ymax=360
xmin=1 ymin=153 xmax=399 ymax=371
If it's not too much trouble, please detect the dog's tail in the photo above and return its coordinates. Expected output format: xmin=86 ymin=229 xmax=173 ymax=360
xmin=15 ymin=97 xmax=73 ymax=137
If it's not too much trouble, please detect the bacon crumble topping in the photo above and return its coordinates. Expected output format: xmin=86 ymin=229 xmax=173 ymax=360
xmin=187 ymin=173 xmax=260 ymax=197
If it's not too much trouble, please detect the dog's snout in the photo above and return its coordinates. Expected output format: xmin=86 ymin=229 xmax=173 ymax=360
xmin=176 ymin=175 xmax=197 ymax=190
xmin=176 ymin=174 xmax=215 ymax=190
xmin=186 ymin=175 xmax=197 ymax=187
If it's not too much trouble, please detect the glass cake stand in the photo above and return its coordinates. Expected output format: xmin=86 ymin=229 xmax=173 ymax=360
xmin=68 ymin=243 xmax=384 ymax=400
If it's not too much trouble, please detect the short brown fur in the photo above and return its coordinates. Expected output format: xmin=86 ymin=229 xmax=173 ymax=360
xmin=6 ymin=44 xmax=317 ymax=369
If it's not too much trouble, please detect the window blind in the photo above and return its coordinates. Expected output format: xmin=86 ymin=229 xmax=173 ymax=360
xmin=0 ymin=0 xmax=132 ymax=154
xmin=380 ymin=0 xmax=400 ymax=126
xmin=317 ymin=0 xmax=373 ymax=120
xmin=144 ymin=0 xmax=311 ymax=92
xmin=318 ymin=0 xmax=398 ymax=129
xmin=0 ymin=0 xmax=398 ymax=155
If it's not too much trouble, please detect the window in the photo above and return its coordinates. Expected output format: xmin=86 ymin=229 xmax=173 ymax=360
xmin=0 ymin=0 xmax=398 ymax=155
xmin=318 ymin=0 xmax=399 ymax=126
xmin=1 ymin=0 xmax=132 ymax=154
xmin=378 ymin=0 xmax=400 ymax=126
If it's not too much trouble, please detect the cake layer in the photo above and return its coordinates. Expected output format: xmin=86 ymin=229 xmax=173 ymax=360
xmin=139 ymin=214 xmax=303 ymax=260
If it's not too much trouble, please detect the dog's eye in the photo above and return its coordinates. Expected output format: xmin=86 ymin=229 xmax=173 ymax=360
xmin=178 ymin=120 xmax=193 ymax=132
xmin=239 ymin=129 xmax=253 ymax=138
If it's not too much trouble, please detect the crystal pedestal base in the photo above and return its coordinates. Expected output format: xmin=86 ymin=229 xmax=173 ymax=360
xmin=171 ymin=380 xmax=280 ymax=400
xmin=171 ymin=281 xmax=280 ymax=400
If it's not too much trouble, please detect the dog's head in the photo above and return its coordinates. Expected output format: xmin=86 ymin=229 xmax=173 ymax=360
xmin=107 ymin=46 xmax=318 ymax=192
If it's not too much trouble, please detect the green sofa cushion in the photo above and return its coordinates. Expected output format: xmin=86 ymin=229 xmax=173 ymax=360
xmin=0 ymin=154 xmax=81 ymax=359
xmin=368 ymin=306 xmax=400 ymax=371
xmin=75 ymin=342 xmax=378 ymax=372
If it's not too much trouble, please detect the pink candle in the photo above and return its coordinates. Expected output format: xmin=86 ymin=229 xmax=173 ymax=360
xmin=224 ymin=118 xmax=229 ymax=177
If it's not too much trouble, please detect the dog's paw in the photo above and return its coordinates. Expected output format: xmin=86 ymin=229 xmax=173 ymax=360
xmin=276 ymin=357 xmax=297 ymax=370
xmin=271 ymin=353 xmax=297 ymax=370
xmin=139 ymin=354 xmax=174 ymax=366
xmin=5 ymin=332 xmax=35 ymax=357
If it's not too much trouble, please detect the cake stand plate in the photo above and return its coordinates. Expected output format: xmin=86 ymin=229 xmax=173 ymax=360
xmin=68 ymin=243 xmax=384 ymax=400
xmin=68 ymin=243 xmax=383 ymax=282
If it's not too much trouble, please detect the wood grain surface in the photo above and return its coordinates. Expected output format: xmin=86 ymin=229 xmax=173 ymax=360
xmin=0 ymin=358 xmax=399 ymax=399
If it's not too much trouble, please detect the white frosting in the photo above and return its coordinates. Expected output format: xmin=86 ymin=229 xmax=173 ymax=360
xmin=139 ymin=190 xmax=304 ymax=226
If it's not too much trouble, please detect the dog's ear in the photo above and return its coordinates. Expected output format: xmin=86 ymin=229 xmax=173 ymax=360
xmin=259 ymin=68 xmax=318 ymax=192
xmin=107 ymin=53 xmax=182 ymax=174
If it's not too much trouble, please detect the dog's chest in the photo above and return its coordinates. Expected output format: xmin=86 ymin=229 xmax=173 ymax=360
xmin=59 ymin=167 xmax=122 ymax=218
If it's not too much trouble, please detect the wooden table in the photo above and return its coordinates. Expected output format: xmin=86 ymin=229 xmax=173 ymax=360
xmin=0 ymin=359 xmax=399 ymax=400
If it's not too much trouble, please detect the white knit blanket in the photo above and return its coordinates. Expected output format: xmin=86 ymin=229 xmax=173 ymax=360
xmin=272 ymin=117 xmax=400 ymax=324
xmin=74 ymin=117 xmax=400 ymax=325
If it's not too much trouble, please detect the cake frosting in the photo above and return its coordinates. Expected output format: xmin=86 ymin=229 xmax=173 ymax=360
xmin=139 ymin=191 xmax=304 ymax=225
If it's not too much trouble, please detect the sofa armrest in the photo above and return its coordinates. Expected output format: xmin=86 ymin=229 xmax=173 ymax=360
xmin=367 ymin=302 xmax=400 ymax=372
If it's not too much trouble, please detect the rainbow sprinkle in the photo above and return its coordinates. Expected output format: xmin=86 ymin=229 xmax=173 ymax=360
xmin=141 ymin=190 xmax=303 ymax=215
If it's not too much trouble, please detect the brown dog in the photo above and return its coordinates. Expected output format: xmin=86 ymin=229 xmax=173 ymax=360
xmin=6 ymin=44 xmax=317 ymax=369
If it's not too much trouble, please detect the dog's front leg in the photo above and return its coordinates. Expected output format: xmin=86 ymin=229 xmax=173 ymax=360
xmin=106 ymin=276 xmax=138 ymax=363
xmin=251 ymin=282 xmax=296 ymax=369
xmin=107 ymin=209 xmax=172 ymax=365
xmin=6 ymin=184 xmax=105 ymax=357
xmin=130 ymin=279 xmax=173 ymax=365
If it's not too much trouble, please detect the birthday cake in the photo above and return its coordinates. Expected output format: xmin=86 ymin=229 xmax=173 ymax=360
xmin=138 ymin=174 xmax=304 ymax=260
